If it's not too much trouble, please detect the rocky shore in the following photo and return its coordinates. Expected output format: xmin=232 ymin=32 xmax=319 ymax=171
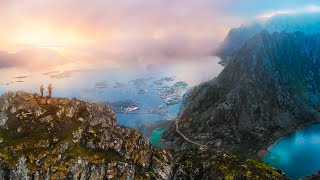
xmin=258 ymin=120 xmax=318 ymax=160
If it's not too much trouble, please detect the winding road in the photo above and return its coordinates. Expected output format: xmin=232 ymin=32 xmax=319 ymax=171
xmin=175 ymin=85 xmax=221 ymax=152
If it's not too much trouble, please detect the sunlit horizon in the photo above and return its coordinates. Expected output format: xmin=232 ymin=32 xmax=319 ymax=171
xmin=0 ymin=1 xmax=318 ymax=65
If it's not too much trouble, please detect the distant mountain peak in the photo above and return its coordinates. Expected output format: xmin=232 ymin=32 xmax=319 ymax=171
xmin=216 ymin=13 xmax=320 ymax=59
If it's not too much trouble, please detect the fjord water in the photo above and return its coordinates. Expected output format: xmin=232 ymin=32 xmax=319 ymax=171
xmin=263 ymin=123 xmax=320 ymax=179
xmin=0 ymin=56 xmax=223 ymax=128
xmin=149 ymin=129 xmax=166 ymax=147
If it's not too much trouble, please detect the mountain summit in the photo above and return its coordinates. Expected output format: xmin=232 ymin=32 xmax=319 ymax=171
xmin=0 ymin=91 xmax=172 ymax=179
xmin=216 ymin=13 xmax=320 ymax=59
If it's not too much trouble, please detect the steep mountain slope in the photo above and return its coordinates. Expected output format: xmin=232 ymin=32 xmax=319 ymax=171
xmin=164 ymin=31 xmax=320 ymax=156
xmin=216 ymin=13 xmax=320 ymax=59
xmin=0 ymin=91 xmax=286 ymax=179
xmin=0 ymin=91 xmax=172 ymax=179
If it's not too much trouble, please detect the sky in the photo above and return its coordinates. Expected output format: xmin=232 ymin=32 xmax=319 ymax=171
xmin=0 ymin=0 xmax=320 ymax=70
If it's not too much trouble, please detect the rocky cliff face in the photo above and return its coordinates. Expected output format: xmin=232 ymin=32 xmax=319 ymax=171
xmin=215 ymin=23 xmax=263 ymax=60
xmin=165 ymin=31 xmax=320 ymax=156
xmin=0 ymin=91 xmax=172 ymax=179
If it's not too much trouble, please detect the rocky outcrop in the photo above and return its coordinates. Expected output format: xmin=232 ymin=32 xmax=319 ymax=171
xmin=165 ymin=31 xmax=320 ymax=156
xmin=0 ymin=91 xmax=284 ymax=179
xmin=171 ymin=149 xmax=286 ymax=180
xmin=0 ymin=91 xmax=173 ymax=179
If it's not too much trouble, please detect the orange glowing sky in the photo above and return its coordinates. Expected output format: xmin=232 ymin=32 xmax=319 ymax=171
xmin=0 ymin=0 xmax=239 ymax=55
xmin=0 ymin=0 xmax=319 ymax=64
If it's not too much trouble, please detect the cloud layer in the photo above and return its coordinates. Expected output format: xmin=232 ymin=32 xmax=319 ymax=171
xmin=0 ymin=0 xmax=241 ymax=57
xmin=0 ymin=48 xmax=66 ymax=69
xmin=258 ymin=5 xmax=320 ymax=18
xmin=0 ymin=0 xmax=320 ymax=68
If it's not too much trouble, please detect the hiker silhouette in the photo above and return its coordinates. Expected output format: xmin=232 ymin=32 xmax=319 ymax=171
xmin=40 ymin=85 xmax=45 ymax=97
xmin=48 ymin=84 xmax=53 ymax=98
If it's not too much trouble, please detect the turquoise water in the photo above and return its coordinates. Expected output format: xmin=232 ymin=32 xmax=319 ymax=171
xmin=149 ymin=129 xmax=166 ymax=147
xmin=263 ymin=123 xmax=320 ymax=179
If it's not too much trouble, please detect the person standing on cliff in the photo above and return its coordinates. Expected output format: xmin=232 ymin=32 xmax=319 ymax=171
xmin=48 ymin=84 xmax=53 ymax=98
xmin=40 ymin=84 xmax=45 ymax=97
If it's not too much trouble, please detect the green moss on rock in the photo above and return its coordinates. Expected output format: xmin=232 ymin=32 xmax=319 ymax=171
xmin=175 ymin=149 xmax=285 ymax=180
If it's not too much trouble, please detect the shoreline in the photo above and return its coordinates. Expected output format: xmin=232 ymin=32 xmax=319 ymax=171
xmin=257 ymin=120 xmax=318 ymax=159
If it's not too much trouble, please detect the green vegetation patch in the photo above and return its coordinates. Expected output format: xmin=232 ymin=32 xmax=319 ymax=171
xmin=178 ymin=149 xmax=285 ymax=180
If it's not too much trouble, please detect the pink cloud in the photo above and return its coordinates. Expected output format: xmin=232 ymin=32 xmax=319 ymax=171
xmin=0 ymin=0 xmax=241 ymax=60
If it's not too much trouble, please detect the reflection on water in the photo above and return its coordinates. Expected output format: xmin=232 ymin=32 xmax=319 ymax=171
xmin=263 ymin=123 xmax=320 ymax=179
xmin=0 ymin=56 xmax=224 ymax=127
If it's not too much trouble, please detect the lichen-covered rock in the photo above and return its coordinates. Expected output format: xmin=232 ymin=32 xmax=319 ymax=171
xmin=39 ymin=115 xmax=54 ymax=123
xmin=65 ymin=107 xmax=76 ymax=118
xmin=72 ymin=127 xmax=83 ymax=143
xmin=0 ymin=98 xmax=9 ymax=112
xmin=152 ymin=150 xmax=174 ymax=179
xmin=0 ymin=112 xmax=8 ymax=127
xmin=11 ymin=156 xmax=30 ymax=180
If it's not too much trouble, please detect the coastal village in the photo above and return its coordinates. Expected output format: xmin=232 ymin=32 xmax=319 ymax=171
xmin=89 ymin=77 xmax=189 ymax=117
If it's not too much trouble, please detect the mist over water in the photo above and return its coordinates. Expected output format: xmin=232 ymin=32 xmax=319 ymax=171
xmin=0 ymin=56 xmax=224 ymax=127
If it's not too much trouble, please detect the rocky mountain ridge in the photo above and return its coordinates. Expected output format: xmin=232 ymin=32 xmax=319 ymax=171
xmin=215 ymin=13 xmax=320 ymax=59
xmin=0 ymin=91 xmax=172 ymax=179
xmin=0 ymin=90 xmax=288 ymax=179
xmin=164 ymin=31 xmax=320 ymax=158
